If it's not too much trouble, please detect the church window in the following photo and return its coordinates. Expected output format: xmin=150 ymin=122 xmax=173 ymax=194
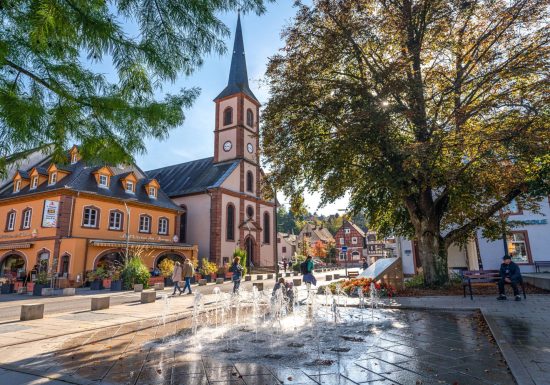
xmin=226 ymin=204 xmax=235 ymax=241
xmin=246 ymin=205 xmax=254 ymax=219
xmin=246 ymin=171 xmax=253 ymax=192
xmin=263 ymin=212 xmax=270 ymax=244
xmin=179 ymin=206 xmax=187 ymax=243
xmin=223 ymin=107 xmax=233 ymax=126
xmin=246 ymin=109 xmax=254 ymax=127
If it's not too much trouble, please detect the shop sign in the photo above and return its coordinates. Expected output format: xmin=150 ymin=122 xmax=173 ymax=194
xmin=42 ymin=200 xmax=60 ymax=228
xmin=508 ymin=219 xmax=548 ymax=226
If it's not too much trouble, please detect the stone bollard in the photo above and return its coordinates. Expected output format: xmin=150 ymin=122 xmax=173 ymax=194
xmin=334 ymin=274 xmax=340 ymax=279
xmin=252 ymin=282 xmax=264 ymax=291
xmin=267 ymin=274 xmax=273 ymax=279
xmin=20 ymin=304 xmax=44 ymax=321
xmin=141 ymin=291 xmax=156 ymax=304
xmin=294 ymin=272 xmax=300 ymax=277
xmin=293 ymin=278 xmax=302 ymax=287
xmin=256 ymin=275 xmax=264 ymax=280
xmin=198 ymin=279 xmax=207 ymax=286
xmin=41 ymin=288 xmax=54 ymax=296
xmin=285 ymin=272 xmax=291 ymax=277
xmin=91 ymin=297 xmax=110 ymax=311
xmin=154 ymin=282 xmax=164 ymax=291
xmin=216 ymin=278 xmax=224 ymax=284
xmin=244 ymin=275 xmax=251 ymax=281
xmin=326 ymin=275 xmax=333 ymax=281
xmin=133 ymin=284 xmax=143 ymax=292
xmin=62 ymin=288 xmax=76 ymax=296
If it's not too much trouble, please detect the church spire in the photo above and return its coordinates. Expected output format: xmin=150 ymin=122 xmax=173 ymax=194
xmin=214 ymin=14 xmax=259 ymax=103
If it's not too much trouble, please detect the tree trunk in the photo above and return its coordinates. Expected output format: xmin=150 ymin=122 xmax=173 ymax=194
xmin=416 ymin=221 xmax=449 ymax=286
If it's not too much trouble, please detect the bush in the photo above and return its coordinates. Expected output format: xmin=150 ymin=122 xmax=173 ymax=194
xmin=325 ymin=278 xmax=395 ymax=297
xmin=404 ymin=273 xmax=425 ymax=288
xmin=292 ymin=255 xmax=306 ymax=272
xmin=158 ymin=259 xmax=175 ymax=278
xmin=200 ymin=260 xmax=218 ymax=276
xmin=233 ymin=248 xmax=247 ymax=276
xmin=121 ymin=257 xmax=150 ymax=290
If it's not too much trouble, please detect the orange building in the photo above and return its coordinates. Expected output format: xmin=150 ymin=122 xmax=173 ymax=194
xmin=0 ymin=146 xmax=197 ymax=288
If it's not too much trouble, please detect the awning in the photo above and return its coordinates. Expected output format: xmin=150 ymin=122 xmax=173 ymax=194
xmin=0 ymin=243 xmax=32 ymax=250
xmin=88 ymin=239 xmax=196 ymax=251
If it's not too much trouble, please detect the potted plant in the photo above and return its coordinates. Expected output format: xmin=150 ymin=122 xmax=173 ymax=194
xmin=158 ymin=258 xmax=175 ymax=286
xmin=33 ymin=272 xmax=49 ymax=296
xmin=0 ymin=277 xmax=14 ymax=294
xmin=121 ymin=256 xmax=151 ymax=290
xmin=89 ymin=267 xmax=106 ymax=290
xmin=200 ymin=260 xmax=217 ymax=282
xmin=110 ymin=269 xmax=123 ymax=291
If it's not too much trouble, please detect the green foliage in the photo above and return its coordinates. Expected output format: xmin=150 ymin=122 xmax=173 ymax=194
xmin=233 ymin=248 xmax=247 ymax=276
xmin=35 ymin=271 xmax=49 ymax=285
xmin=0 ymin=0 xmax=269 ymax=174
xmin=200 ymin=260 xmax=218 ymax=276
xmin=121 ymin=257 xmax=150 ymax=290
xmin=158 ymin=259 xmax=175 ymax=278
xmin=277 ymin=206 xmax=300 ymax=234
xmin=404 ymin=274 xmax=425 ymax=289
xmin=262 ymin=0 xmax=550 ymax=285
xmin=87 ymin=266 xmax=109 ymax=281
xmin=292 ymin=255 xmax=306 ymax=272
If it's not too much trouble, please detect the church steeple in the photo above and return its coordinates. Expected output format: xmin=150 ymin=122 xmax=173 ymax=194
xmin=214 ymin=14 xmax=258 ymax=103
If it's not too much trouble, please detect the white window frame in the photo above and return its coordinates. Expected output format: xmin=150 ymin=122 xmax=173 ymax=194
xmin=22 ymin=209 xmax=32 ymax=229
xmin=71 ymin=153 xmax=78 ymax=164
xmin=7 ymin=212 xmax=16 ymax=231
xmin=126 ymin=181 xmax=134 ymax=193
xmin=339 ymin=237 xmax=345 ymax=245
xmin=339 ymin=252 xmax=346 ymax=261
xmin=149 ymin=187 xmax=156 ymax=199
xmin=83 ymin=207 xmax=98 ymax=228
xmin=508 ymin=232 xmax=530 ymax=264
xmin=344 ymin=228 xmax=350 ymax=234
xmin=352 ymin=251 xmax=361 ymax=260
xmin=49 ymin=172 xmax=57 ymax=185
xmin=158 ymin=217 xmax=168 ymax=235
xmin=139 ymin=215 xmax=151 ymax=233
xmin=14 ymin=180 xmax=21 ymax=192
xmin=99 ymin=174 xmax=109 ymax=188
xmin=31 ymin=176 xmax=38 ymax=190
xmin=109 ymin=211 xmax=122 ymax=230
xmin=352 ymin=237 xmax=358 ymax=245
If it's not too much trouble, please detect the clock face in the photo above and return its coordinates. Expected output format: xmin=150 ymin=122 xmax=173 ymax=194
xmin=223 ymin=141 xmax=232 ymax=152
xmin=247 ymin=143 xmax=254 ymax=154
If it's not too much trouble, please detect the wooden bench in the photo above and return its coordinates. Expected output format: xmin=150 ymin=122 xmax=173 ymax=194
xmin=462 ymin=270 xmax=526 ymax=300
xmin=348 ymin=270 xmax=360 ymax=279
xmin=534 ymin=261 xmax=550 ymax=273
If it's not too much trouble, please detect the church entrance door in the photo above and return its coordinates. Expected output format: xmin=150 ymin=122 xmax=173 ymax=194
xmin=245 ymin=236 xmax=255 ymax=269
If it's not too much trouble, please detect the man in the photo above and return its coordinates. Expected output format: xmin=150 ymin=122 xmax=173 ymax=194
xmin=171 ymin=261 xmax=183 ymax=296
xmin=498 ymin=255 xmax=523 ymax=301
xmin=283 ymin=258 xmax=288 ymax=272
xmin=182 ymin=258 xmax=194 ymax=295
xmin=229 ymin=256 xmax=244 ymax=294
xmin=362 ymin=258 xmax=368 ymax=270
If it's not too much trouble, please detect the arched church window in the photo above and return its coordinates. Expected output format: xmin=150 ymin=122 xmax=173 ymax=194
xmin=223 ymin=107 xmax=233 ymax=126
xmin=263 ymin=212 xmax=270 ymax=244
xmin=246 ymin=109 xmax=254 ymax=127
xmin=226 ymin=204 xmax=235 ymax=241
xmin=246 ymin=171 xmax=253 ymax=192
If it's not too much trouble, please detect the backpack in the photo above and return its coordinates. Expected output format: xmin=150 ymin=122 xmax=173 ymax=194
xmin=300 ymin=261 xmax=309 ymax=275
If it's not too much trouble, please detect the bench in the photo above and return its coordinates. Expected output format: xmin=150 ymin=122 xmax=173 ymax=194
xmin=348 ymin=270 xmax=360 ymax=279
xmin=534 ymin=261 xmax=550 ymax=273
xmin=462 ymin=270 xmax=526 ymax=300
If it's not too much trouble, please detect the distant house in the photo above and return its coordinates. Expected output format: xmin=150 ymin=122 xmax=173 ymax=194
xmin=277 ymin=232 xmax=297 ymax=262
xmin=297 ymin=223 xmax=335 ymax=252
xmin=334 ymin=220 xmax=366 ymax=264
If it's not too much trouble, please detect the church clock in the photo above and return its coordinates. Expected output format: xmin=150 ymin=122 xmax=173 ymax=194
xmin=223 ymin=141 xmax=232 ymax=152
xmin=247 ymin=143 xmax=254 ymax=154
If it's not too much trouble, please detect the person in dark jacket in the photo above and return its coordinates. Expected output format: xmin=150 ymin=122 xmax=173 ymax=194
xmin=498 ymin=255 xmax=522 ymax=301
xmin=230 ymin=256 xmax=244 ymax=294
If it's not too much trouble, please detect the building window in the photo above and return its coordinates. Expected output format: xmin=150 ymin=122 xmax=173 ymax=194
xmin=339 ymin=252 xmax=346 ymax=261
xmin=246 ymin=171 xmax=253 ymax=192
xmin=352 ymin=237 xmax=358 ymax=244
xmin=158 ymin=217 xmax=168 ymax=235
xmin=352 ymin=251 xmax=360 ymax=260
xmin=139 ymin=215 xmax=151 ymax=233
xmin=223 ymin=107 xmax=233 ymax=126
xmin=38 ymin=251 xmax=49 ymax=273
xmin=83 ymin=207 xmax=99 ymax=228
xmin=263 ymin=212 xmax=270 ymax=244
xmin=31 ymin=176 xmax=38 ymax=190
xmin=71 ymin=153 xmax=78 ymax=164
xmin=149 ymin=187 xmax=157 ymax=199
xmin=21 ymin=208 xmax=32 ymax=229
xmin=344 ymin=228 xmax=350 ymax=234
xmin=6 ymin=211 xmax=16 ymax=231
xmin=282 ymin=246 xmax=287 ymax=253
xmin=60 ymin=254 xmax=70 ymax=277
xmin=246 ymin=108 xmax=254 ymax=127
xmin=14 ymin=180 xmax=21 ymax=193
xmin=226 ymin=204 xmax=235 ymax=241
xmin=99 ymin=174 xmax=109 ymax=188
xmin=109 ymin=210 xmax=123 ymax=230
xmin=49 ymin=172 xmax=57 ymax=185
xmin=179 ymin=206 xmax=187 ymax=243
xmin=504 ymin=199 xmax=522 ymax=215
xmin=339 ymin=238 xmax=344 ymax=245
xmin=246 ymin=205 xmax=254 ymax=219
xmin=507 ymin=231 xmax=531 ymax=264
xmin=126 ymin=181 xmax=134 ymax=193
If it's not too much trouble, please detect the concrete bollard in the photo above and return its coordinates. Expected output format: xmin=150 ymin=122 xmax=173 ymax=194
xmin=252 ymin=282 xmax=264 ymax=291
xmin=133 ymin=284 xmax=143 ymax=292
xmin=141 ymin=291 xmax=156 ymax=304
xmin=62 ymin=288 xmax=76 ymax=296
xmin=198 ymin=279 xmax=207 ymax=286
xmin=91 ymin=297 xmax=110 ymax=311
xmin=244 ymin=275 xmax=251 ymax=281
xmin=293 ymin=278 xmax=302 ymax=287
xmin=154 ymin=282 xmax=164 ymax=291
xmin=334 ymin=274 xmax=340 ymax=279
xmin=285 ymin=272 xmax=291 ymax=277
xmin=267 ymin=274 xmax=273 ymax=279
xmin=41 ymin=288 xmax=54 ymax=296
xmin=215 ymin=278 xmax=224 ymax=284
xmin=20 ymin=304 xmax=44 ymax=321
xmin=326 ymin=275 xmax=333 ymax=281
xmin=293 ymin=272 xmax=300 ymax=277
xmin=256 ymin=275 xmax=264 ymax=280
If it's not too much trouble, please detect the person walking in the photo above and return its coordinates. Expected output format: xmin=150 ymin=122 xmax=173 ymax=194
xmin=171 ymin=261 xmax=183 ymax=296
xmin=283 ymin=258 xmax=288 ymax=272
xmin=181 ymin=258 xmax=194 ymax=295
xmin=301 ymin=255 xmax=317 ymax=288
xmin=229 ymin=256 xmax=244 ymax=294
xmin=497 ymin=255 xmax=523 ymax=301
xmin=362 ymin=258 xmax=368 ymax=270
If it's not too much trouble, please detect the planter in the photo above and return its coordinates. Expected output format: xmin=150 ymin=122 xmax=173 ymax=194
xmin=33 ymin=283 xmax=47 ymax=296
xmin=204 ymin=275 xmax=212 ymax=283
xmin=148 ymin=276 xmax=164 ymax=286
xmin=1 ymin=283 xmax=14 ymax=294
xmin=210 ymin=273 xmax=217 ymax=281
xmin=90 ymin=279 xmax=103 ymax=291
xmin=225 ymin=272 xmax=233 ymax=280
xmin=190 ymin=276 xmax=196 ymax=284
xmin=194 ymin=274 xmax=202 ymax=282
xmin=164 ymin=277 xmax=174 ymax=287
xmin=102 ymin=279 xmax=112 ymax=289
xmin=110 ymin=280 xmax=122 ymax=291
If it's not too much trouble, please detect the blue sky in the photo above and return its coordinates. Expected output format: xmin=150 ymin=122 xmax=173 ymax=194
xmin=133 ymin=2 xmax=349 ymax=215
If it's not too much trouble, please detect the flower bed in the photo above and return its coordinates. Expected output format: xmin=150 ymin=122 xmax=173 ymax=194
xmin=325 ymin=278 xmax=395 ymax=297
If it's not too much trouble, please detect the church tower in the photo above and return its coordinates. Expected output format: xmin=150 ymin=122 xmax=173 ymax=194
xmin=213 ymin=14 xmax=260 ymax=165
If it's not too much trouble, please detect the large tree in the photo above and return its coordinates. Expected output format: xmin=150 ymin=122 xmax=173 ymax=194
xmin=0 ymin=0 xmax=267 ymax=174
xmin=262 ymin=0 xmax=549 ymax=285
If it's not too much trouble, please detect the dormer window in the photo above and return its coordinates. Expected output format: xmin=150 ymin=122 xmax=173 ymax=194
xmin=14 ymin=180 xmax=21 ymax=193
xmin=31 ymin=176 xmax=38 ymax=190
xmin=71 ymin=153 xmax=78 ymax=164
xmin=99 ymin=174 xmax=109 ymax=188
xmin=49 ymin=172 xmax=57 ymax=185
xmin=148 ymin=187 xmax=157 ymax=199
xmin=126 ymin=181 xmax=134 ymax=193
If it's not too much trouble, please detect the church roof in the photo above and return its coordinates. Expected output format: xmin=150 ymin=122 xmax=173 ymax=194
xmin=145 ymin=157 xmax=240 ymax=197
xmin=214 ymin=14 xmax=259 ymax=103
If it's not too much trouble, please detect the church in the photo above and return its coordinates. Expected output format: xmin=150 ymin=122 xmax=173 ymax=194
xmin=146 ymin=15 xmax=277 ymax=269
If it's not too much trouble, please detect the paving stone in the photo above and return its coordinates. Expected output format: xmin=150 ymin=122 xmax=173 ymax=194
xmin=240 ymin=374 xmax=281 ymax=385
xmin=172 ymin=375 xmax=209 ymax=385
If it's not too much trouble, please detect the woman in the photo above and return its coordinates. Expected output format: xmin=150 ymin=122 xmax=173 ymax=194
xmin=171 ymin=261 xmax=183 ymax=295
xmin=229 ymin=256 xmax=244 ymax=294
